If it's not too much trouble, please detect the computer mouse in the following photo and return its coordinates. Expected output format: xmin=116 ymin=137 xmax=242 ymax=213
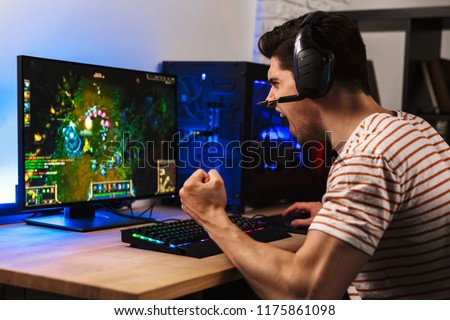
xmin=283 ymin=210 xmax=310 ymax=227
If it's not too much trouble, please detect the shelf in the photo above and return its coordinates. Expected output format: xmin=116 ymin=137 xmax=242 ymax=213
xmin=335 ymin=7 xmax=450 ymax=32
xmin=339 ymin=6 xmax=450 ymax=126
xmin=338 ymin=6 xmax=450 ymax=21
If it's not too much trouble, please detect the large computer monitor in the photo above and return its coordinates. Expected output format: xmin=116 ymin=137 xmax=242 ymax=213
xmin=17 ymin=56 xmax=177 ymax=231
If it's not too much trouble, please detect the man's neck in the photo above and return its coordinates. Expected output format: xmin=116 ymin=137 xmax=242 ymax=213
xmin=319 ymin=90 xmax=391 ymax=152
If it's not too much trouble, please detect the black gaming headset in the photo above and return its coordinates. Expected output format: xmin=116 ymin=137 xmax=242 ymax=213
xmin=257 ymin=11 xmax=335 ymax=106
xmin=293 ymin=11 xmax=335 ymax=99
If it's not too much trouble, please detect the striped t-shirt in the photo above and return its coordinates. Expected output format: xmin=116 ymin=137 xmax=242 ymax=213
xmin=309 ymin=111 xmax=450 ymax=299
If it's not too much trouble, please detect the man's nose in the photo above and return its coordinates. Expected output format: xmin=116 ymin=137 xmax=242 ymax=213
xmin=265 ymin=88 xmax=274 ymax=101
xmin=264 ymin=89 xmax=277 ymax=108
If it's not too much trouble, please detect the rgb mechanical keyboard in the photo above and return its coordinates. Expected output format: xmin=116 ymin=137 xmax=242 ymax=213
xmin=121 ymin=215 xmax=291 ymax=258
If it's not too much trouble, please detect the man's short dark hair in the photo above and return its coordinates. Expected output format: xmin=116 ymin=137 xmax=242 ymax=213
xmin=258 ymin=12 xmax=370 ymax=95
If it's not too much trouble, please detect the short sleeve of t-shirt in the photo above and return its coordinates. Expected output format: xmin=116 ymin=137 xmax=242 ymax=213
xmin=309 ymin=151 xmax=402 ymax=255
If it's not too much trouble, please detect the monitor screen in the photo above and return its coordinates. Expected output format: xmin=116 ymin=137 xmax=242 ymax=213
xmin=17 ymin=56 xmax=177 ymax=231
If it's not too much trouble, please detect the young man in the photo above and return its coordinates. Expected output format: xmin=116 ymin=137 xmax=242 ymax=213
xmin=179 ymin=11 xmax=450 ymax=299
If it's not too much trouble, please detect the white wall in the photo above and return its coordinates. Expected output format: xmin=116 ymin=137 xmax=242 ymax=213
xmin=0 ymin=0 xmax=257 ymax=203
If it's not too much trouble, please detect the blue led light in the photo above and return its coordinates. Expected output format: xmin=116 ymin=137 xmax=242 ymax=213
xmin=261 ymin=130 xmax=279 ymax=140
xmin=254 ymin=80 xmax=268 ymax=85
xmin=201 ymin=73 xmax=206 ymax=80
xmin=274 ymin=126 xmax=289 ymax=140
xmin=169 ymin=242 xmax=191 ymax=248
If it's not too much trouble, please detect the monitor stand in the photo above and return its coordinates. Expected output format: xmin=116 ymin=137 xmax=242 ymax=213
xmin=24 ymin=205 xmax=143 ymax=232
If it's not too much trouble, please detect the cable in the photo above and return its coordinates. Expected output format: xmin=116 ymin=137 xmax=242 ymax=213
xmin=99 ymin=202 xmax=157 ymax=223
xmin=135 ymin=201 xmax=156 ymax=220
xmin=157 ymin=218 xmax=182 ymax=223
xmin=101 ymin=199 xmax=167 ymax=223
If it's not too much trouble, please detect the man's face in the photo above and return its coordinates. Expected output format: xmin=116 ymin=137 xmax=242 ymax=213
xmin=266 ymin=56 xmax=324 ymax=145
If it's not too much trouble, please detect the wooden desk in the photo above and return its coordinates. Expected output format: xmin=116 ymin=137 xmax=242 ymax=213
xmin=0 ymin=205 xmax=305 ymax=299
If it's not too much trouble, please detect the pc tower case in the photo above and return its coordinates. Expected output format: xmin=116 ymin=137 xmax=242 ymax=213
xmin=163 ymin=61 xmax=330 ymax=213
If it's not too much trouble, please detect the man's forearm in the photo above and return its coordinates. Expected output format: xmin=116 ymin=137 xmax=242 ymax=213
xmin=206 ymin=224 xmax=309 ymax=299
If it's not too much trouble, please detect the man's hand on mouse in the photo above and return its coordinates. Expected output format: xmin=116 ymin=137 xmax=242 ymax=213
xmin=282 ymin=201 xmax=323 ymax=227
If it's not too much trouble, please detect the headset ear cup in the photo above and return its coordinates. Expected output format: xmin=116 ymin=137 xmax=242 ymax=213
xmin=293 ymin=11 xmax=335 ymax=99
xmin=295 ymin=47 xmax=334 ymax=98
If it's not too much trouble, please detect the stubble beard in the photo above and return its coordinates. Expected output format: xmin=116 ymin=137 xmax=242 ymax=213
xmin=291 ymin=116 xmax=326 ymax=146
